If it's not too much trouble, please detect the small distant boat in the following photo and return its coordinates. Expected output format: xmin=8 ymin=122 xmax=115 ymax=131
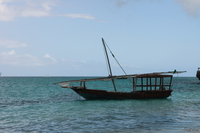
xmin=55 ymin=38 xmax=186 ymax=100
xmin=44 ymin=75 xmax=52 ymax=78
xmin=196 ymin=67 xmax=200 ymax=80
xmin=44 ymin=76 xmax=52 ymax=78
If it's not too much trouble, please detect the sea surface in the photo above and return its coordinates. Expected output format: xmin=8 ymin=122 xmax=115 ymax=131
xmin=0 ymin=76 xmax=200 ymax=133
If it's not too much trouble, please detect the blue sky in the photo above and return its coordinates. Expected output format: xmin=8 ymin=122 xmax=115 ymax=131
xmin=0 ymin=0 xmax=200 ymax=76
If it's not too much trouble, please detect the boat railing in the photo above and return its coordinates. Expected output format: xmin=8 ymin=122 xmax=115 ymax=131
xmin=132 ymin=75 xmax=173 ymax=91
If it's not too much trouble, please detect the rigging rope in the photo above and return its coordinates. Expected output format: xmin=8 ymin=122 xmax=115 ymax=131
xmin=103 ymin=40 xmax=128 ymax=76
xmin=102 ymin=38 xmax=134 ymax=88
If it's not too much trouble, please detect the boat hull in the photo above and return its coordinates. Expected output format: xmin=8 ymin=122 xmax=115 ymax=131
xmin=71 ymin=87 xmax=173 ymax=100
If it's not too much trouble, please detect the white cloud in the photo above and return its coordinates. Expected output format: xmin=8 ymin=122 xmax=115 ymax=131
xmin=0 ymin=0 xmax=96 ymax=21
xmin=44 ymin=54 xmax=57 ymax=62
xmin=0 ymin=0 xmax=95 ymax=21
xmin=61 ymin=59 xmax=88 ymax=69
xmin=0 ymin=50 xmax=43 ymax=66
xmin=176 ymin=0 xmax=200 ymax=16
xmin=44 ymin=54 xmax=51 ymax=58
xmin=0 ymin=0 xmax=56 ymax=21
xmin=0 ymin=50 xmax=56 ymax=67
xmin=0 ymin=39 xmax=28 ymax=48
xmin=0 ymin=1 xmax=15 ymax=21
xmin=63 ymin=13 xmax=95 ymax=20
xmin=20 ymin=9 xmax=50 ymax=18
xmin=113 ymin=0 xmax=200 ymax=16
xmin=80 ymin=60 xmax=87 ymax=64
xmin=7 ymin=50 xmax=15 ymax=55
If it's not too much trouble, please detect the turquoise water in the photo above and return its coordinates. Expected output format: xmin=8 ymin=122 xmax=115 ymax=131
xmin=0 ymin=77 xmax=200 ymax=133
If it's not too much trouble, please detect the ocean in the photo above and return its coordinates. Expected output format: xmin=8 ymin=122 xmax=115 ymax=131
xmin=0 ymin=76 xmax=200 ymax=133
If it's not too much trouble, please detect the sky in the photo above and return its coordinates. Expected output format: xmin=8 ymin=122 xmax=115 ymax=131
xmin=0 ymin=0 xmax=200 ymax=77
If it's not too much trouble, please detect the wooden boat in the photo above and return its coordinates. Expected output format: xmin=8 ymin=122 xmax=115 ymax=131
xmin=196 ymin=67 xmax=200 ymax=80
xmin=55 ymin=38 xmax=186 ymax=100
xmin=56 ymin=72 xmax=186 ymax=100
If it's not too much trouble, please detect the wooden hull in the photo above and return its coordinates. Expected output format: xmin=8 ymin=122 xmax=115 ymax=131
xmin=71 ymin=87 xmax=173 ymax=100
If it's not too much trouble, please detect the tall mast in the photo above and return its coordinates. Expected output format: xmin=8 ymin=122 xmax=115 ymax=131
xmin=102 ymin=38 xmax=117 ymax=92
xmin=102 ymin=38 xmax=113 ymax=76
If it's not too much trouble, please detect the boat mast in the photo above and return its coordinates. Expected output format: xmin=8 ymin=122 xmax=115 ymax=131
xmin=102 ymin=38 xmax=117 ymax=92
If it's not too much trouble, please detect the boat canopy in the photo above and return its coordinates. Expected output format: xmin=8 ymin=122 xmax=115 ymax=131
xmin=55 ymin=71 xmax=186 ymax=88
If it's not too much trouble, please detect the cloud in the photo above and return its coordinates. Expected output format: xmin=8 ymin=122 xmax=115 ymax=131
xmin=61 ymin=59 xmax=88 ymax=70
xmin=0 ymin=50 xmax=42 ymax=66
xmin=176 ymin=0 xmax=200 ymax=16
xmin=80 ymin=60 xmax=87 ymax=64
xmin=62 ymin=13 xmax=95 ymax=20
xmin=0 ymin=39 xmax=28 ymax=48
xmin=7 ymin=50 xmax=15 ymax=55
xmin=113 ymin=0 xmax=153 ymax=8
xmin=44 ymin=54 xmax=51 ymax=58
xmin=112 ymin=0 xmax=200 ymax=17
xmin=44 ymin=54 xmax=57 ymax=62
xmin=0 ymin=0 xmax=96 ymax=21
xmin=113 ymin=0 xmax=132 ymax=8
xmin=0 ymin=50 xmax=56 ymax=67
xmin=0 ymin=0 xmax=56 ymax=21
